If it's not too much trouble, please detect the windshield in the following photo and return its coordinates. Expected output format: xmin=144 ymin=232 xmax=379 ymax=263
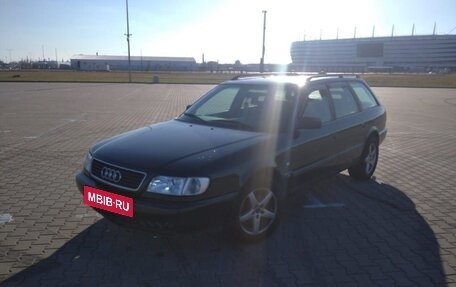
xmin=178 ymin=83 xmax=298 ymax=132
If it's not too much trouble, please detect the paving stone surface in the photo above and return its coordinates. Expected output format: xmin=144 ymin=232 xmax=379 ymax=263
xmin=0 ymin=83 xmax=455 ymax=286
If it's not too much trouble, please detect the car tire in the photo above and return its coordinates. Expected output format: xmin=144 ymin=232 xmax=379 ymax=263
xmin=232 ymin=182 xmax=281 ymax=242
xmin=348 ymin=137 xmax=379 ymax=180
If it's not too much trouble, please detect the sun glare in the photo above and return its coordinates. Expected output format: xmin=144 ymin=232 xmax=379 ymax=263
xmin=143 ymin=0 xmax=377 ymax=64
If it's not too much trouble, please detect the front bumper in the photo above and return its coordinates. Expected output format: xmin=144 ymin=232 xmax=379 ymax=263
xmin=75 ymin=171 xmax=238 ymax=232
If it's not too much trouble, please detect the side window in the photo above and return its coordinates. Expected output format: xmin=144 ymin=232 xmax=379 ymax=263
xmin=349 ymin=82 xmax=378 ymax=110
xmin=240 ymin=90 xmax=267 ymax=109
xmin=301 ymin=89 xmax=332 ymax=123
xmin=328 ymin=85 xmax=359 ymax=118
xmin=275 ymin=84 xmax=298 ymax=102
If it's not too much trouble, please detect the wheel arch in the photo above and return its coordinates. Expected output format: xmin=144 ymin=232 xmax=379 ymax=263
xmin=366 ymin=127 xmax=380 ymax=145
xmin=239 ymin=166 xmax=287 ymax=194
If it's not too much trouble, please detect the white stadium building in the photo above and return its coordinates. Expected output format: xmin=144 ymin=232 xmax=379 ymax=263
xmin=290 ymin=35 xmax=456 ymax=73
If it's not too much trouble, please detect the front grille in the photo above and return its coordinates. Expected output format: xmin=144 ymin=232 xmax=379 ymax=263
xmin=91 ymin=159 xmax=146 ymax=191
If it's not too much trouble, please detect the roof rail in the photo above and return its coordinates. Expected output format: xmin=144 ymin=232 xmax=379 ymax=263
xmin=231 ymin=72 xmax=301 ymax=80
xmin=306 ymin=73 xmax=360 ymax=82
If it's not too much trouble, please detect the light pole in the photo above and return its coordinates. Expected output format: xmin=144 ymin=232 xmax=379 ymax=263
xmin=260 ymin=10 xmax=267 ymax=73
xmin=125 ymin=0 xmax=132 ymax=82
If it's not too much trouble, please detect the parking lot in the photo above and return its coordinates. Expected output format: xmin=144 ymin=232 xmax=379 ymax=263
xmin=0 ymin=82 xmax=455 ymax=286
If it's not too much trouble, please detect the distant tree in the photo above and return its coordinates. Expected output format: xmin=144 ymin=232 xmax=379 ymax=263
xmin=19 ymin=60 xmax=32 ymax=69
xmin=234 ymin=60 xmax=242 ymax=73
xmin=207 ymin=61 xmax=218 ymax=73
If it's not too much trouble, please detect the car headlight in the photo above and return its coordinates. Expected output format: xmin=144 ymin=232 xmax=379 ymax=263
xmin=83 ymin=152 xmax=93 ymax=173
xmin=147 ymin=176 xmax=209 ymax=196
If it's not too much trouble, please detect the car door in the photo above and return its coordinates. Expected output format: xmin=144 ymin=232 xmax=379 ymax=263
xmin=326 ymin=82 xmax=366 ymax=168
xmin=288 ymin=85 xmax=337 ymax=179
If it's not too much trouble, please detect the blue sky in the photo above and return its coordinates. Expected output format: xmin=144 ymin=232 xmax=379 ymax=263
xmin=1 ymin=0 xmax=455 ymax=64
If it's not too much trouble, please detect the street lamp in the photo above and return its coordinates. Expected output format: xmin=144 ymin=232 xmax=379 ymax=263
xmin=125 ymin=0 xmax=132 ymax=82
xmin=260 ymin=10 xmax=267 ymax=73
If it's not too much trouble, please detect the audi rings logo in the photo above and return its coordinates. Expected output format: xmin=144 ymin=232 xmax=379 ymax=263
xmin=100 ymin=167 xmax=122 ymax=183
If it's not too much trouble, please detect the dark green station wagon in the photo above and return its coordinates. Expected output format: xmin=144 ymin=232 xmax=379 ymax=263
xmin=76 ymin=74 xmax=387 ymax=241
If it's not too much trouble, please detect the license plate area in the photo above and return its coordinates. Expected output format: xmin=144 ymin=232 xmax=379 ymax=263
xmin=83 ymin=185 xmax=134 ymax=217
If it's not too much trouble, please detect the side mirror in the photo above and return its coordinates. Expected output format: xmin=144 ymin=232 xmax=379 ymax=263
xmin=296 ymin=116 xmax=322 ymax=129
xmin=186 ymin=104 xmax=192 ymax=110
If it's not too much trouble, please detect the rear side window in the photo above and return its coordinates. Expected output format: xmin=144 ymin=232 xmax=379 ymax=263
xmin=328 ymin=85 xmax=359 ymax=118
xmin=350 ymin=82 xmax=378 ymax=109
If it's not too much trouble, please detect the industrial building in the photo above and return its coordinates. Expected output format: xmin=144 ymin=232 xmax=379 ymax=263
xmin=70 ymin=55 xmax=197 ymax=71
xmin=290 ymin=34 xmax=456 ymax=73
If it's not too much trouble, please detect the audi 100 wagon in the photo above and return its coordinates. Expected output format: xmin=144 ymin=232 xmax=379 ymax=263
xmin=76 ymin=74 xmax=387 ymax=241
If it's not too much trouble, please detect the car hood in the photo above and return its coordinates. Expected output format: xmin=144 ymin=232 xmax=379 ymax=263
xmin=91 ymin=120 xmax=263 ymax=171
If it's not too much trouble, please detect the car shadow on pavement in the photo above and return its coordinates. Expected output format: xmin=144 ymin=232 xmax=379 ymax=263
xmin=1 ymin=175 xmax=446 ymax=286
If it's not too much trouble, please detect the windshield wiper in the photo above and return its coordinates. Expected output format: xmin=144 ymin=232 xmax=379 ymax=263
xmin=208 ymin=119 xmax=256 ymax=131
xmin=181 ymin=113 xmax=206 ymax=123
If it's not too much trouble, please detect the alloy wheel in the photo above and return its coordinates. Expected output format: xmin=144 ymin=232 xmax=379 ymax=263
xmin=239 ymin=188 xmax=277 ymax=236
xmin=364 ymin=143 xmax=377 ymax=175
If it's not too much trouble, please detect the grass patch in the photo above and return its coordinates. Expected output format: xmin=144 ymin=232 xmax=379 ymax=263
xmin=0 ymin=70 xmax=233 ymax=84
xmin=1 ymin=70 xmax=455 ymax=88
xmin=362 ymin=73 xmax=456 ymax=88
